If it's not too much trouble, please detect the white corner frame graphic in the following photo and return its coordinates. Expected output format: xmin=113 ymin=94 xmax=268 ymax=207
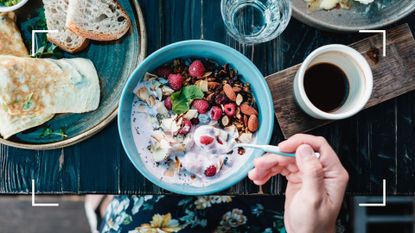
xmin=32 ymin=179 xmax=59 ymax=207
xmin=31 ymin=30 xmax=59 ymax=56
xmin=359 ymin=30 xmax=386 ymax=57
xmin=358 ymin=179 xmax=386 ymax=207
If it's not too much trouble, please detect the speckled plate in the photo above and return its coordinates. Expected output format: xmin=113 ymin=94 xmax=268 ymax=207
xmin=292 ymin=0 xmax=415 ymax=32
xmin=0 ymin=0 xmax=147 ymax=150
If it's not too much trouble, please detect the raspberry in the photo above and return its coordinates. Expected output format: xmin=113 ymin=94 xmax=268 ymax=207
xmin=178 ymin=118 xmax=192 ymax=135
xmin=204 ymin=165 xmax=217 ymax=177
xmin=200 ymin=135 xmax=214 ymax=145
xmin=168 ymin=73 xmax=184 ymax=91
xmin=210 ymin=106 xmax=222 ymax=121
xmin=155 ymin=66 xmax=172 ymax=77
xmin=164 ymin=96 xmax=172 ymax=110
xmin=192 ymin=99 xmax=209 ymax=114
xmin=188 ymin=60 xmax=205 ymax=77
xmin=224 ymin=103 xmax=236 ymax=117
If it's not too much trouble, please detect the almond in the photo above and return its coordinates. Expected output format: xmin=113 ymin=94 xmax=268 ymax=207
xmin=223 ymin=84 xmax=236 ymax=101
xmin=208 ymin=81 xmax=220 ymax=89
xmin=248 ymin=114 xmax=258 ymax=132
xmin=243 ymin=115 xmax=248 ymax=126
xmin=240 ymin=104 xmax=258 ymax=116
xmin=232 ymin=86 xmax=242 ymax=92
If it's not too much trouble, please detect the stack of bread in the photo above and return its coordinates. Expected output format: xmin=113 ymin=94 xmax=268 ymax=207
xmin=42 ymin=0 xmax=131 ymax=53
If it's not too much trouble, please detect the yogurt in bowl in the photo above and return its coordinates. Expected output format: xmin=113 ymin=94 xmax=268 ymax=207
xmin=131 ymin=58 xmax=258 ymax=187
xmin=118 ymin=40 xmax=274 ymax=195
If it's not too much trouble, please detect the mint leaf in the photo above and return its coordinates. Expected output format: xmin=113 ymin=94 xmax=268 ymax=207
xmin=170 ymin=85 xmax=204 ymax=114
xmin=182 ymin=85 xmax=204 ymax=100
xmin=170 ymin=91 xmax=189 ymax=114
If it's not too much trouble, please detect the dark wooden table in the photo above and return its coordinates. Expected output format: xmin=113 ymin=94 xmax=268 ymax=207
xmin=1 ymin=0 xmax=415 ymax=195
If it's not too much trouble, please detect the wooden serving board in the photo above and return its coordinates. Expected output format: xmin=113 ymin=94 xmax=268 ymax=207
xmin=266 ymin=24 xmax=415 ymax=138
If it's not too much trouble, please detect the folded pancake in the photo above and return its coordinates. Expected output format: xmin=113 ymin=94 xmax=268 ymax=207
xmin=0 ymin=13 xmax=55 ymax=139
xmin=0 ymin=56 xmax=100 ymax=139
xmin=0 ymin=12 xmax=29 ymax=57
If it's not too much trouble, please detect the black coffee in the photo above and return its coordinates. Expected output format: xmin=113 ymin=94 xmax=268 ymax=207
xmin=304 ymin=63 xmax=349 ymax=112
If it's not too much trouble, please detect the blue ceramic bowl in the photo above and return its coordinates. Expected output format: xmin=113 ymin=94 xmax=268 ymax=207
xmin=118 ymin=40 xmax=274 ymax=195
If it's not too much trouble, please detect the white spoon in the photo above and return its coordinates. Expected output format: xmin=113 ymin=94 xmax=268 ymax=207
xmin=193 ymin=125 xmax=320 ymax=158
xmin=232 ymin=143 xmax=320 ymax=159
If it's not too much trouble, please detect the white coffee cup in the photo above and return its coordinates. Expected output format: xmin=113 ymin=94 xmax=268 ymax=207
xmin=293 ymin=44 xmax=373 ymax=120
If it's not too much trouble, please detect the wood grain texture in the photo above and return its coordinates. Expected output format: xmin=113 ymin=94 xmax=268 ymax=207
xmin=267 ymin=24 xmax=415 ymax=138
xmin=0 ymin=0 xmax=415 ymax=195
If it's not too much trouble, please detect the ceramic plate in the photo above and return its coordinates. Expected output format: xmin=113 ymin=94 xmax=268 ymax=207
xmin=0 ymin=0 xmax=147 ymax=149
xmin=292 ymin=0 xmax=415 ymax=32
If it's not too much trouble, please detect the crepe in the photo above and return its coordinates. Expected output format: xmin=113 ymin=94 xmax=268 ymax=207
xmin=0 ymin=56 xmax=100 ymax=138
xmin=0 ymin=12 xmax=29 ymax=56
xmin=0 ymin=12 xmax=56 ymax=139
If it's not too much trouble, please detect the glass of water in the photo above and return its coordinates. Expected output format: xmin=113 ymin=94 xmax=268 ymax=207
xmin=221 ymin=0 xmax=291 ymax=44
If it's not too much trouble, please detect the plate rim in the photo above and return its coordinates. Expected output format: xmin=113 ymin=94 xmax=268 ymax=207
xmin=0 ymin=0 xmax=147 ymax=150
xmin=292 ymin=3 xmax=415 ymax=32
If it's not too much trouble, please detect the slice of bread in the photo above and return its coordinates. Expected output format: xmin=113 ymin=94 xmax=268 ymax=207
xmin=43 ymin=0 xmax=89 ymax=53
xmin=66 ymin=0 xmax=131 ymax=41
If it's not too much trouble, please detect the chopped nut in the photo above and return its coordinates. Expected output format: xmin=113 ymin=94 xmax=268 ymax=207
xmin=196 ymin=80 xmax=209 ymax=92
xmin=184 ymin=109 xmax=198 ymax=119
xmin=135 ymin=87 xmax=149 ymax=101
xmin=203 ymin=71 xmax=213 ymax=78
xmin=236 ymin=94 xmax=243 ymax=105
xmin=162 ymin=86 xmax=174 ymax=96
xmin=147 ymin=95 xmax=156 ymax=106
xmin=221 ymin=115 xmax=230 ymax=126
xmin=239 ymin=133 xmax=253 ymax=143
xmin=144 ymin=72 xmax=158 ymax=81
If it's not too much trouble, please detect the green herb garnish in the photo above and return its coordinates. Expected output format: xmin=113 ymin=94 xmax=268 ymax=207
xmin=0 ymin=0 xmax=20 ymax=7
xmin=40 ymin=127 xmax=68 ymax=139
xmin=22 ymin=93 xmax=33 ymax=111
xmin=1 ymin=102 xmax=8 ymax=112
xmin=20 ymin=9 xmax=63 ymax=58
xmin=170 ymin=85 xmax=204 ymax=114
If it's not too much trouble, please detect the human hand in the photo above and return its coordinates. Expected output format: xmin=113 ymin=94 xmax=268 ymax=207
xmin=248 ymin=134 xmax=349 ymax=233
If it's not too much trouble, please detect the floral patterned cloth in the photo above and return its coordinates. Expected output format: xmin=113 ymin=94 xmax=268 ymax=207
xmin=100 ymin=195 xmax=286 ymax=233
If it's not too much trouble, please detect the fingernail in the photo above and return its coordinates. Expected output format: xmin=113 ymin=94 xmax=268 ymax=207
xmin=297 ymin=144 xmax=314 ymax=159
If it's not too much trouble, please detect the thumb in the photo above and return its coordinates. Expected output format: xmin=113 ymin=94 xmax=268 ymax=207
xmin=296 ymin=144 xmax=324 ymax=198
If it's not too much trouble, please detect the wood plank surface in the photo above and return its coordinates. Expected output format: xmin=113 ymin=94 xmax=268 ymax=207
xmin=0 ymin=197 xmax=89 ymax=233
xmin=266 ymin=24 xmax=415 ymax=139
xmin=0 ymin=0 xmax=415 ymax=195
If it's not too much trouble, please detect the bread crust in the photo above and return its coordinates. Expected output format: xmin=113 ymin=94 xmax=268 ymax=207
xmin=47 ymin=35 xmax=90 ymax=53
xmin=66 ymin=2 xmax=131 ymax=41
